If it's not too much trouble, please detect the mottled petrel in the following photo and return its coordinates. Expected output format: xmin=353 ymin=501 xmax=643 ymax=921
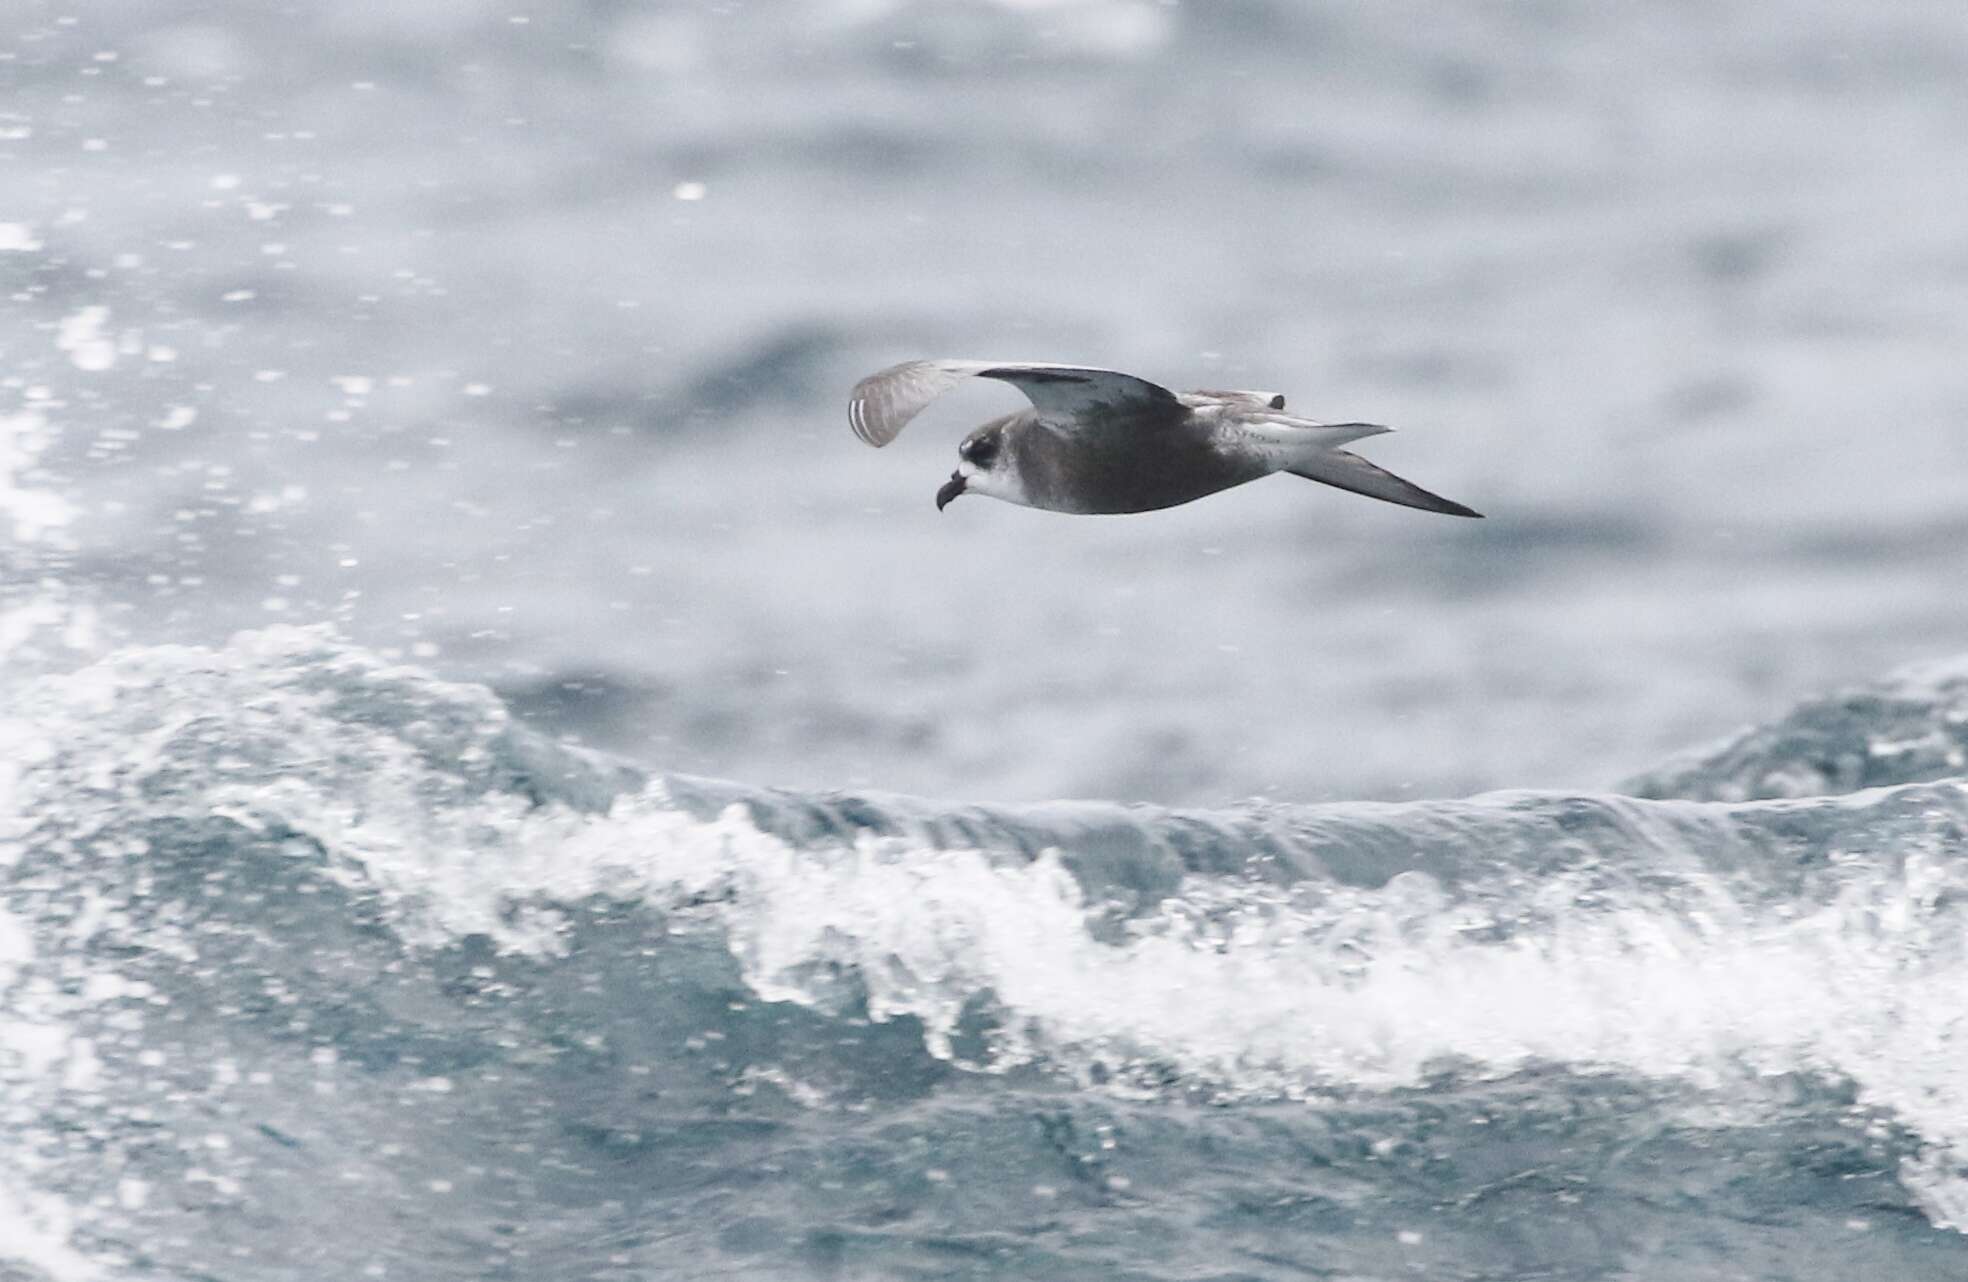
xmin=848 ymin=360 xmax=1481 ymax=518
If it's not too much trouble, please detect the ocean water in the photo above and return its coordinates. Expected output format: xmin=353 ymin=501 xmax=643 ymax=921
xmin=7 ymin=620 xmax=1968 ymax=1280
xmin=5 ymin=0 xmax=1968 ymax=1277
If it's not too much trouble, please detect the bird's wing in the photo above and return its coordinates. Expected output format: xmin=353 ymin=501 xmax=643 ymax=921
xmin=1284 ymin=450 xmax=1483 ymax=518
xmin=848 ymin=359 xmax=1180 ymax=446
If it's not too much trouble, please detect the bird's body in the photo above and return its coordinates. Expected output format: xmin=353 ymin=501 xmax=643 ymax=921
xmin=990 ymin=402 xmax=1288 ymax=513
xmin=848 ymin=360 xmax=1481 ymax=519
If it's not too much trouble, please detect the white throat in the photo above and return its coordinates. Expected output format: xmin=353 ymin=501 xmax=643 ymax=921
xmin=956 ymin=458 xmax=1033 ymax=508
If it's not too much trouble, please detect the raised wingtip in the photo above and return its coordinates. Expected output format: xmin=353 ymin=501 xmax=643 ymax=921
xmin=848 ymin=359 xmax=985 ymax=447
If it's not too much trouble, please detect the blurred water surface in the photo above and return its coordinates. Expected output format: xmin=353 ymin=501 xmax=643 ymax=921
xmin=8 ymin=0 xmax=1968 ymax=803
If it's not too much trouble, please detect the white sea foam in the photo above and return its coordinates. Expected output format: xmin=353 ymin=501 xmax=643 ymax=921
xmin=54 ymin=308 xmax=117 ymax=373
xmin=0 ymin=223 xmax=43 ymax=252
xmin=546 ymin=788 xmax=1968 ymax=1222
xmin=0 ymin=897 xmax=107 ymax=1280
xmin=6 ymin=627 xmax=1968 ymax=1236
xmin=0 ymin=1178 xmax=103 ymax=1282
xmin=0 ymin=409 xmax=79 ymax=545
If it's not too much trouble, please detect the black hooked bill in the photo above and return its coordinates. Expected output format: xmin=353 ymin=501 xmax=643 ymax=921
xmin=935 ymin=472 xmax=966 ymax=511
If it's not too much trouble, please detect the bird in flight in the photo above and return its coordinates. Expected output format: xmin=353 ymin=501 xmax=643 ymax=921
xmin=848 ymin=360 xmax=1481 ymax=518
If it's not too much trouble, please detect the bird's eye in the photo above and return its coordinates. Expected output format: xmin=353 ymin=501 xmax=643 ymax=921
xmin=963 ymin=434 xmax=1000 ymax=468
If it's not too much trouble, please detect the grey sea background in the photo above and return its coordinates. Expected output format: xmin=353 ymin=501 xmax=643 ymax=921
xmin=4 ymin=1 xmax=1968 ymax=1278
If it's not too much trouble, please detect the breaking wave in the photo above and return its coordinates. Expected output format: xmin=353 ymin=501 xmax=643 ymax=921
xmin=4 ymin=624 xmax=1968 ymax=1278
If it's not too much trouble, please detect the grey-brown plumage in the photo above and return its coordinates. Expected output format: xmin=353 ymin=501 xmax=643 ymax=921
xmin=848 ymin=359 xmax=1482 ymax=518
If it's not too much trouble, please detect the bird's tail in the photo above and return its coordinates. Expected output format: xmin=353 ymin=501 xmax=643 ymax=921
xmin=1242 ymin=415 xmax=1392 ymax=453
xmin=1281 ymin=417 xmax=1391 ymax=445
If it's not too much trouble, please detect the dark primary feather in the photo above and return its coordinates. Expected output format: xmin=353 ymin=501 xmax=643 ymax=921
xmin=1285 ymin=451 xmax=1483 ymax=518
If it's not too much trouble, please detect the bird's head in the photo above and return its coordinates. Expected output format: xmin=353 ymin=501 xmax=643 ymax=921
xmin=936 ymin=420 xmax=1024 ymax=510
